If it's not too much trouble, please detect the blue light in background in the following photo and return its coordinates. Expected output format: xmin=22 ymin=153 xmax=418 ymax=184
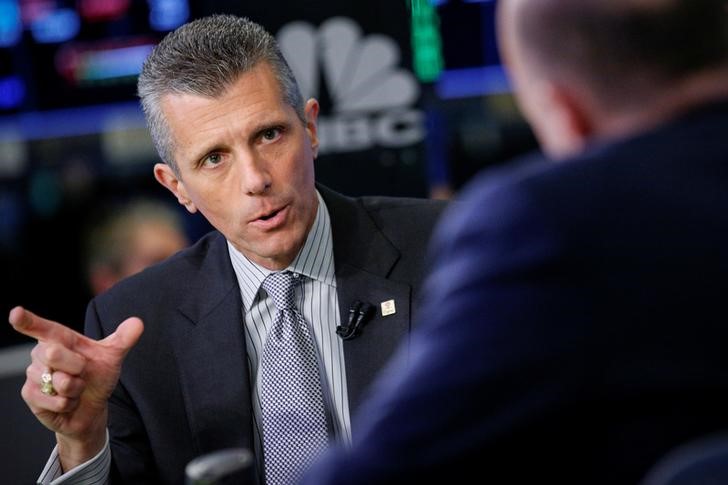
xmin=0 ymin=101 xmax=145 ymax=140
xmin=0 ymin=76 xmax=25 ymax=109
xmin=30 ymin=8 xmax=81 ymax=44
xmin=0 ymin=0 xmax=22 ymax=47
xmin=80 ymin=44 xmax=155 ymax=81
xmin=436 ymin=65 xmax=510 ymax=99
xmin=148 ymin=0 xmax=189 ymax=31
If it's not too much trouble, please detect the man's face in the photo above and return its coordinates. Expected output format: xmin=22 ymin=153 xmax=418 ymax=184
xmin=155 ymin=62 xmax=320 ymax=270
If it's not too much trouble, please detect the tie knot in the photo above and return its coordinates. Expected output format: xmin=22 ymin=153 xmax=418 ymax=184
xmin=262 ymin=271 xmax=300 ymax=311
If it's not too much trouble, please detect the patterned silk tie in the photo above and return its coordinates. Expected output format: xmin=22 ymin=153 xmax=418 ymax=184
xmin=260 ymin=271 xmax=329 ymax=485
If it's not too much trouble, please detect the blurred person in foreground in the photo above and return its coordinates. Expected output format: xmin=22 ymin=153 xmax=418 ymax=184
xmin=302 ymin=0 xmax=728 ymax=483
xmin=8 ymin=15 xmax=445 ymax=485
xmin=84 ymin=199 xmax=189 ymax=296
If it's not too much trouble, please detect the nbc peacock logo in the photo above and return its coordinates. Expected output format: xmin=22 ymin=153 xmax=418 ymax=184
xmin=277 ymin=17 xmax=425 ymax=154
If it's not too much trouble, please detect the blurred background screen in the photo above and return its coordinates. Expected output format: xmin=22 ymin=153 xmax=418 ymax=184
xmin=0 ymin=0 xmax=537 ymax=344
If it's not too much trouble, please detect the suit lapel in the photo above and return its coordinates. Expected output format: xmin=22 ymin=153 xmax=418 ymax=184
xmin=170 ymin=235 xmax=254 ymax=454
xmin=335 ymin=264 xmax=411 ymax=413
xmin=319 ymin=186 xmax=413 ymax=415
xmin=167 ymin=189 xmax=415 ymax=447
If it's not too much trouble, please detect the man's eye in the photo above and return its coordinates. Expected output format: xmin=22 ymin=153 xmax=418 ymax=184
xmin=203 ymin=153 xmax=222 ymax=166
xmin=262 ymin=127 xmax=282 ymax=141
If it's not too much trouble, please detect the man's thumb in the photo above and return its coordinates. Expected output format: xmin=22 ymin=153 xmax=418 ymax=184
xmin=104 ymin=317 xmax=144 ymax=357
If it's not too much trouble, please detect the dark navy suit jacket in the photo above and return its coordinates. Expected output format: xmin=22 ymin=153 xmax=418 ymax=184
xmin=84 ymin=185 xmax=445 ymax=484
xmin=303 ymin=101 xmax=728 ymax=484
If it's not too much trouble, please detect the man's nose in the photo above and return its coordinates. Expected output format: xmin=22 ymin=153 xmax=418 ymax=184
xmin=240 ymin=155 xmax=272 ymax=195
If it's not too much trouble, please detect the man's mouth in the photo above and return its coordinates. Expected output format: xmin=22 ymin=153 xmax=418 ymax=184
xmin=249 ymin=204 xmax=289 ymax=229
xmin=258 ymin=208 xmax=282 ymax=221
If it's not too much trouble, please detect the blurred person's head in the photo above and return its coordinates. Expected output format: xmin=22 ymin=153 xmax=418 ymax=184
xmin=497 ymin=0 xmax=728 ymax=158
xmin=137 ymin=15 xmax=321 ymax=270
xmin=85 ymin=199 xmax=189 ymax=295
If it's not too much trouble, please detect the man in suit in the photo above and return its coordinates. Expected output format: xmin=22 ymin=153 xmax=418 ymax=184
xmin=302 ymin=0 xmax=728 ymax=483
xmin=9 ymin=15 xmax=444 ymax=484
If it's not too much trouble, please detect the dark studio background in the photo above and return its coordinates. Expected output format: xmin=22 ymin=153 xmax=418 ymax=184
xmin=0 ymin=0 xmax=536 ymax=345
xmin=0 ymin=1 xmax=538 ymax=481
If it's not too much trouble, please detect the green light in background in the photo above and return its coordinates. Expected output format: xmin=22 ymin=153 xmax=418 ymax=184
xmin=409 ymin=0 xmax=444 ymax=83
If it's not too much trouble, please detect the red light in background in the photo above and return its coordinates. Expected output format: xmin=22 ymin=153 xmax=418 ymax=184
xmin=55 ymin=37 xmax=155 ymax=85
xmin=76 ymin=0 xmax=130 ymax=22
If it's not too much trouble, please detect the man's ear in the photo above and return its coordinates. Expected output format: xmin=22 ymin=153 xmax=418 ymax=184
xmin=536 ymin=80 xmax=595 ymax=159
xmin=153 ymin=163 xmax=198 ymax=213
xmin=304 ymin=98 xmax=320 ymax=158
xmin=550 ymin=82 xmax=594 ymax=142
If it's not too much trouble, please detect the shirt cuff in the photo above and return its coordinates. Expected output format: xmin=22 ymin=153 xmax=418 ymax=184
xmin=38 ymin=430 xmax=111 ymax=485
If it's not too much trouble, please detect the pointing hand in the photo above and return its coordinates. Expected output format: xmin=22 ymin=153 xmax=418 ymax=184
xmin=9 ymin=306 xmax=144 ymax=470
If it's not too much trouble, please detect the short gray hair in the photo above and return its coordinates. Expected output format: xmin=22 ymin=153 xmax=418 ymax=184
xmin=137 ymin=15 xmax=306 ymax=173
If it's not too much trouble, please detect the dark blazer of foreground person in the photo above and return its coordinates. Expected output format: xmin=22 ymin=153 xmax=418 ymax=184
xmin=301 ymin=0 xmax=728 ymax=480
xmin=304 ymin=98 xmax=728 ymax=485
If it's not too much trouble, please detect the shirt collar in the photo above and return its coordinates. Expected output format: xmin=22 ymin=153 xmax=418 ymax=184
xmin=228 ymin=190 xmax=336 ymax=312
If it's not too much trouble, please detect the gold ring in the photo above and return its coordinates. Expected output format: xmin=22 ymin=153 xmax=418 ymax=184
xmin=40 ymin=370 xmax=56 ymax=396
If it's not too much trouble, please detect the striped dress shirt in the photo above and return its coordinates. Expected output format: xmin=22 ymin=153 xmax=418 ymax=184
xmin=228 ymin=190 xmax=353 ymax=449
xmin=38 ymin=431 xmax=111 ymax=485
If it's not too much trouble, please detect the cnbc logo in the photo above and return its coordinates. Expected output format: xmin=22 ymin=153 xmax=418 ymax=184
xmin=277 ymin=17 xmax=425 ymax=154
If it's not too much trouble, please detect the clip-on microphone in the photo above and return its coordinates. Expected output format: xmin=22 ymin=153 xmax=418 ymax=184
xmin=336 ymin=300 xmax=374 ymax=340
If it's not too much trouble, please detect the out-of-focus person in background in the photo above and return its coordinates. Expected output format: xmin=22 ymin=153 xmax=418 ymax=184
xmin=83 ymin=198 xmax=189 ymax=296
xmin=302 ymin=0 xmax=728 ymax=484
xmin=8 ymin=14 xmax=445 ymax=485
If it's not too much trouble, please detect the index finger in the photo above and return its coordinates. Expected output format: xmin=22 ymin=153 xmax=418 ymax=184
xmin=9 ymin=306 xmax=85 ymax=350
